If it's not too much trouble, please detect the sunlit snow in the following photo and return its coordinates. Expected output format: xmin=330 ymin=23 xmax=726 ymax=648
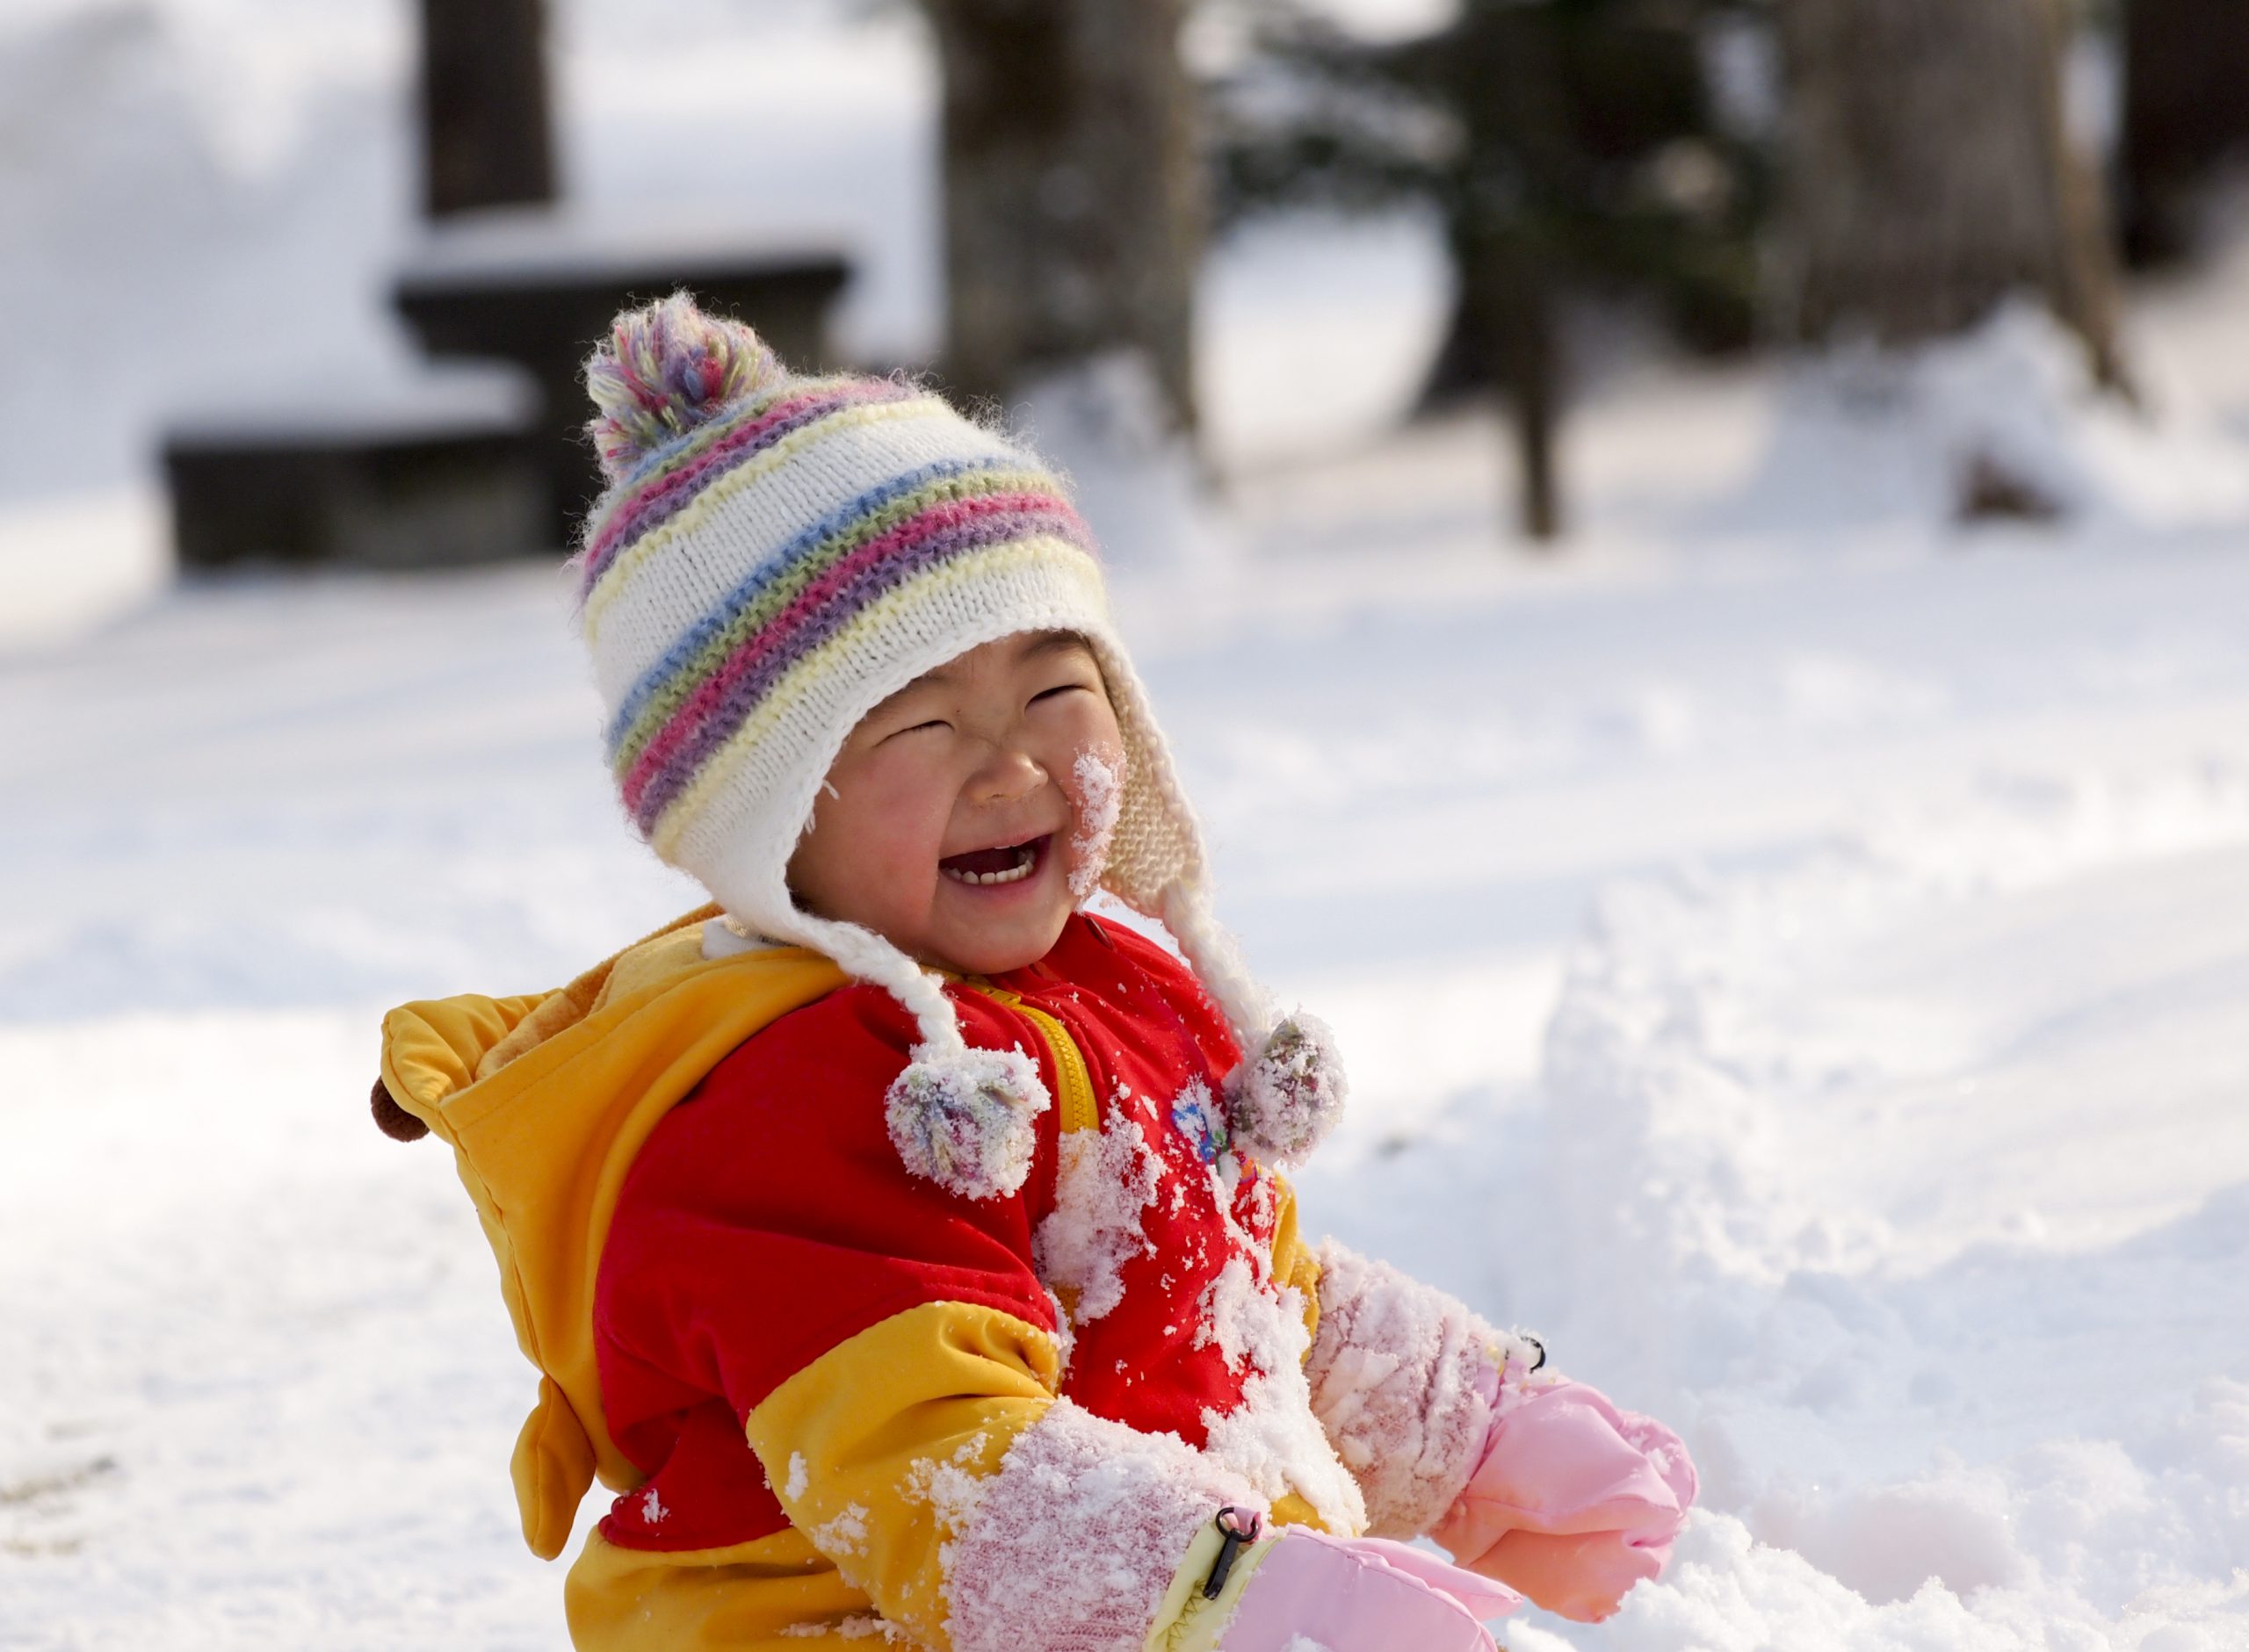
xmin=4 ymin=3 xmax=2248 ymax=1649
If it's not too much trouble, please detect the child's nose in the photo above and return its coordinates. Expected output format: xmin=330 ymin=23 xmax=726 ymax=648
xmin=967 ymin=744 xmax=1045 ymax=806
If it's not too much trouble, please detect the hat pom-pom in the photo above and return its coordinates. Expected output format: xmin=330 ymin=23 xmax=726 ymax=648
xmin=886 ymin=1044 xmax=1053 ymax=1201
xmin=584 ymin=290 xmax=786 ymax=481
xmin=1224 ymin=1013 xmax=1346 ymax=1168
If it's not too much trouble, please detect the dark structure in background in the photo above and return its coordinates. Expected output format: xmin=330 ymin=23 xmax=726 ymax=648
xmin=922 ymin=0 xmax=1204 ymax=434
xmin=167 ymin=0 xmax=564 ymax=572
xmin=419 ymin=0 xmax=557 ymax=217
xmin=168 ymin=419 xmax=543 ymax=573
xmin=170 ymin=0 xmax=851 ymax=568
xmin=1214 ymin=0 xmax=1765 ymax=541
xmin=1775 ymin=0 xmax=2125 ymax=387
xmin=396 ymin=244 xmax=849 ymax=546
xmin=2121 ymin=0 xmax=2249 ymax=266
xmin=398 ymin=0 xmax=851 ymax=547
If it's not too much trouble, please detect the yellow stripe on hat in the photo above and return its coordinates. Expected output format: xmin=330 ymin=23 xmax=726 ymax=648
xmin=647 ymin=537 xmax=1106 ymax=861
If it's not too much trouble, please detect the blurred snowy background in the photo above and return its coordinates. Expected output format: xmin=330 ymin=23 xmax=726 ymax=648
xmin=3 ymin=0 xmax=2247 ymax=1648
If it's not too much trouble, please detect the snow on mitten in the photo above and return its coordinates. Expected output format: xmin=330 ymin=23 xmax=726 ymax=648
xmin=1303 ymin=1242 xmax=1695 ymax=1620
xmin=1429 ymin=1365 xmax=1697 ymax=1624
xmin=1303 ymin=1243 xmax=1528 ymax=1538
xmin=932 ymin=1401 xmax=1275 ymax=1652
xmin=1211 ymin=1522 xmax=1517 ymax=1652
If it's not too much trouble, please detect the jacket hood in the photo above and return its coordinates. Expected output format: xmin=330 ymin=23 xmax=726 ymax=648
xmin=378 ymin=905 xmax=846 ymax=1559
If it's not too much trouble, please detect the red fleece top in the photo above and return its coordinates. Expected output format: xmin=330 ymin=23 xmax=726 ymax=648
xmin=590 ymin=913 xmax=1278 ymax=1554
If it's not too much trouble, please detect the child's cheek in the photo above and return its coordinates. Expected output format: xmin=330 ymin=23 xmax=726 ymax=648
xmin=854 ymin=754 xmax=954 ymax=901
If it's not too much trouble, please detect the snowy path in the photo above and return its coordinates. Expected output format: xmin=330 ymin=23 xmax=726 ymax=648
xmin=4 ymin=488 xmax=2249 ymax=1645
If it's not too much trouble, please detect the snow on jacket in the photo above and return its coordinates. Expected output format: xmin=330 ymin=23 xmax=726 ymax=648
xmin=379 ymin=908 xmax=1511 ymax=1651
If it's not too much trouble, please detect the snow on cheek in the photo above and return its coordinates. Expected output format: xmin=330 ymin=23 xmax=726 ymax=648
xmin=1033 ymin=1115 xmax=1163 ymax=1323
xmin=1067 ymin=747 xmax=1126 ymax=902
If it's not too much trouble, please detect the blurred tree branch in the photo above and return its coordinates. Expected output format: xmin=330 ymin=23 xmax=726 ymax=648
xmin=1208 ymin=0 xmax=1773 ymax=543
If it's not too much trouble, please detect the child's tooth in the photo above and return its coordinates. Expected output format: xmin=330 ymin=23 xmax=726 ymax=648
xmin=944 ymin=846 xmax=1037 ymax=887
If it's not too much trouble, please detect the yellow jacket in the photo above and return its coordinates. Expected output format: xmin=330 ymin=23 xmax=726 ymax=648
xmin=380 ymin=909 xmax=1354 ymax=1650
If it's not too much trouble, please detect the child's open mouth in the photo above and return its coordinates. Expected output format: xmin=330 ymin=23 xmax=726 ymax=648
xmin=938 ymin=834 xmax=1050 ymax=888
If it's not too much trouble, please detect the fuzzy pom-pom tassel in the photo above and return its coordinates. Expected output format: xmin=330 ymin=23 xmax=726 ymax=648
xmin=886 ymin=1045 xmax=1053 ymax=1201
xmin=583 ymin=290 xmax=786 ymax=481
xmin=1224 ymin=1013 xmax=1347 ymax=1167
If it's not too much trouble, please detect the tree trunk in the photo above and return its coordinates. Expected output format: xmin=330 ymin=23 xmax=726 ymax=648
xmin=922 ymin=0 xmax=1202 ymax=432
xmin=418 ymin=0 xmax=555 ymax=220
xmin=1776 ymin=0 xmax=2125 ymax=386
xmin=1421 ymin=4 xmax=1575 ymax=544
xmin=1461 ymin=227 xmax=1564 ymax=543
xmin=2122 ymin=0 xmax=2249 ymax=266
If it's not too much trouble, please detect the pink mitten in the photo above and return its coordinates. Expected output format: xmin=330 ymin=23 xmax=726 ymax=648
xmin=1217 ymin=1526 xmax=1520 ymax=1652
xmin=1429 ymin=1375 xmax=1697 ymax=1623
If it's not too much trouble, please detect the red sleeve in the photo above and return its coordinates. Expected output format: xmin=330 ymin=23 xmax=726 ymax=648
xmin=594 ymin=982 xmax=1059 ymax=1463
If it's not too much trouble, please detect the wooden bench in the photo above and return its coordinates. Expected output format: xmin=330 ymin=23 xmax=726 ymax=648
xmin=164 ymin=367 xmax=545 ymax=570
xmin=395 ymin=212 xmax=851 ymax=546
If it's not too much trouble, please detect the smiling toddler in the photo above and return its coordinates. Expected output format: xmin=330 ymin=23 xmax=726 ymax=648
xmin=373 ymin=293 xmax=1695 ymax=1651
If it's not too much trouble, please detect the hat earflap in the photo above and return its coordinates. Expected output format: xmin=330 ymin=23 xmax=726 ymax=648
xmin=1158 ymin=884 xmax=1348 ymax=1169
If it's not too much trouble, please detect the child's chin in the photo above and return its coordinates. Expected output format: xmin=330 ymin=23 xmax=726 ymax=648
xmin=928 ymin=902 xmax=1073 ymax=977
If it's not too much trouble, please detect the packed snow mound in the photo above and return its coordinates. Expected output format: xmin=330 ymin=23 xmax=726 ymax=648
xmin=1513 ymin=1511 xmax=2249 ymax=1652
xmin=1716 ymin=300 xmax=2249 ymax=534
xmin=1523 ymin=758 xmax=2249 ymax=1648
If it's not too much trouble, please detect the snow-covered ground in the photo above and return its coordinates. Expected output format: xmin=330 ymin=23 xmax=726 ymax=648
xmin=5 ymin=4 xmax=2249 ymax=1650
xmin=7 ymin=435 xmax=2247 ymax=1648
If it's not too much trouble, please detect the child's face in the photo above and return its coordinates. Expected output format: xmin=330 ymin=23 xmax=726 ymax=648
xmin=787 ymin=630 xmax=1126 ymax=977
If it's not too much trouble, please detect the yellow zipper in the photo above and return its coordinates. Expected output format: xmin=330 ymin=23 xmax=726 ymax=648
xmin=970 ymin=984 xmax=1098 ymax=1135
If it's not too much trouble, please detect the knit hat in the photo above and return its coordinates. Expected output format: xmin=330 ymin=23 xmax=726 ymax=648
xmin=573 ymin=292 xmax=1342 ymax=1189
